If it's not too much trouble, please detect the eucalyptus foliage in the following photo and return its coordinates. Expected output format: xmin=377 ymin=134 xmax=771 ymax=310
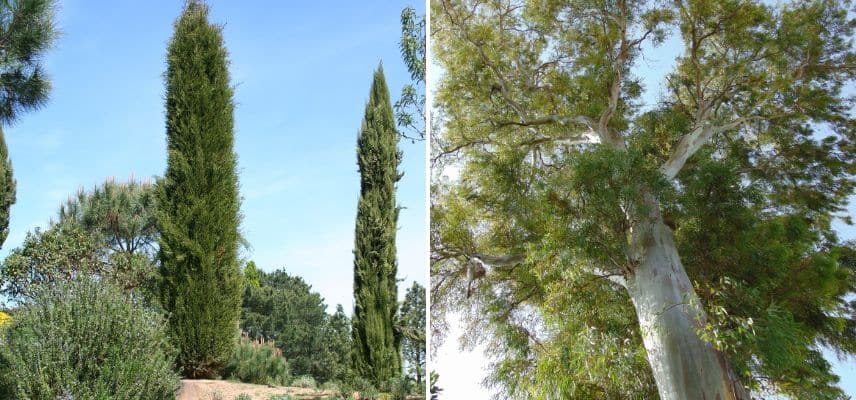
xmin=431 ymin=0 xmax=856 ymax=398
xmin=396 ymin=6 xmax=426 ymax=140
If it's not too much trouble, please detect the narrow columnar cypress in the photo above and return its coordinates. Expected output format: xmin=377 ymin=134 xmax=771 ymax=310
xmin=352 ymin=65 xmax=402 ymax=385
xmin=156 ymin=0 xmax=242 ymax=379
xmin=0 ymin=127 xmax=14 ymax=250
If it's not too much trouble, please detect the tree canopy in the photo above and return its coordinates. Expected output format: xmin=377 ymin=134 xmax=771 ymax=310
xmin=0 ymin=179 xmax=159 ymax=303
xmin=431 ymin=0 xmax=856 ymax=398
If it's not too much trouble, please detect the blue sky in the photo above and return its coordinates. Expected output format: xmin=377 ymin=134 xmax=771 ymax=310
xmin=1 ymin=0 xmax=427 ymax=314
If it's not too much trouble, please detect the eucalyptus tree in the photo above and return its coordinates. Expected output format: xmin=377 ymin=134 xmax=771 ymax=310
xmin=431 ymin=0 xmax=856 ymax=399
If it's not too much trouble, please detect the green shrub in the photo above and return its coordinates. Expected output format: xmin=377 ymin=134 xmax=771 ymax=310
xmin=320 ymin=380 xmax=341 ymax=393
xmin=235 ymin=394 xmax=252 ymax=400
xmin=223 ymin=336 xmax=291 ymax=386
xmin=292 ymin=374 xmax=317 ymax=389
xmin=352 ymin=376 xmax=377 ymax=394
xmin=359 ymin=385 xmax=380 ymax=400
xmin=386 ymin=375 xmax=412 ymax=400
xmin=267 ymin=395 xmax=295 ymax=400
xmin=0 ymin=278 xmax=180 ymax=399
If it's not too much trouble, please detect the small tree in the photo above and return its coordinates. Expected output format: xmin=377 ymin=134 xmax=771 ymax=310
xmin=399 ymin=282 xmax=426 ymax=388
xmin=243 ymin=260 xmax=261 ymax=288
xmin=60 ymin=179 xmax=159 ymax=292
xmin=319 ymin=304 xmax=353 ymax=384
xmin=157 ymin=0 xmax=242 ymax=378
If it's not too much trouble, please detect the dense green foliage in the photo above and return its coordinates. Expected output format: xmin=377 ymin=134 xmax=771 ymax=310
xmin=223 ymin=336 xmax=291 ymax=386
xmin=0 ymin=0 xmax=57 ymax=125
xmin=0 ymin=278 xmax=180 ymax=399
xmin=399 ymin=281 xmax=426 ymax=388
xmin=157 ymin=0 xmax=243 ymax=378
xmin=352 ymin=66 xmax=403 ymax=385
xmin=0 ymin=179 xmax=159 ymax=303
xmin=61 ymin=179 xmax=159 ymax=294
xmin=292 ymin=375 xmax=317 ymax=389
xmin=0 ymin=0 xmax=58 ymax=251
xmin=431 ymin=0 xmax=856 ymax=398
xmin=0 ymin=220 xmax=99 ymax=302
xmin=395 ymin=6 xmax=426 ymax=140
xmin=318 ymin=304 xmax=353 ymax=385
xmin=244 ymin=260 xmax=261 ymax=288
xmin=241 ymin=269 xmax=352 ymax=384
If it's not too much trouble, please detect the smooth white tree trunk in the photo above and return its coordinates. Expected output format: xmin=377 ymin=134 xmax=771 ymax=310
xmin=625 ymin=217 xmax=749 ymax=400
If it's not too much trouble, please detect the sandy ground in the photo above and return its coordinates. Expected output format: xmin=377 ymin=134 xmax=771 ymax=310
xmin=176 ymin=379 xmax=336 ymax=400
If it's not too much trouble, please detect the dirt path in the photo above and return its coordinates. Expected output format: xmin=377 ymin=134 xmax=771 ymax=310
xmin=177 ymin=379 xmax=335 ymax=400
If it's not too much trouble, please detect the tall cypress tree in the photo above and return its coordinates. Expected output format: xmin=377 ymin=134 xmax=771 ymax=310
xmin=157 ymin=0 xmax=242 ymax=379
xmin=0 ymin=128 xmax=14 ymax=250
xmin=352 ymin=65 xmax=402 ymax=385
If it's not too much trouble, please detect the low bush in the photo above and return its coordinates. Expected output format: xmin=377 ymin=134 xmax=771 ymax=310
xmin=385 ymin=376 xmax=413 ymax=400
xmin=0 ymin=278 xmax=179 ymax=399
xmin=320 ymin=380 xmax=341 ymax=393
xmin=223 ymin=335 xmax=291 ymax=386
xmin=267 ymin=395 xmax=295 ymax=400
xmin=292 ymin=375 xmax=317 ymax=389
xmin=234 ymin=394 xmax=252 ymax=400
